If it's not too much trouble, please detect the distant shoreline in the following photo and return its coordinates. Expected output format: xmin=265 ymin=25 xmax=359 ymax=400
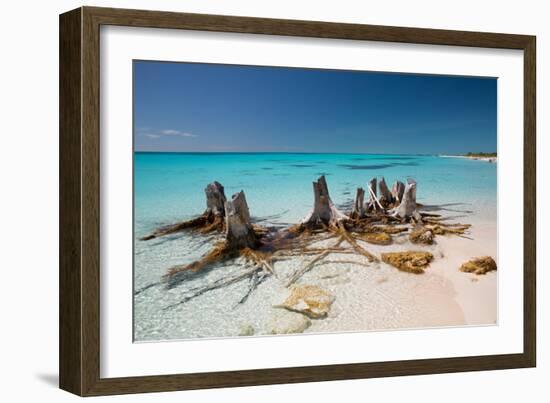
xmin=439 ymin=155 xmax=497 ymax=163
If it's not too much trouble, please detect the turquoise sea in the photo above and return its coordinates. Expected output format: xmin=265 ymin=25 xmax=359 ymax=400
xmin=133 ymin=153 xmax=497 ymax=341
xmin=135 ymin=152 xmax=496 ymax=233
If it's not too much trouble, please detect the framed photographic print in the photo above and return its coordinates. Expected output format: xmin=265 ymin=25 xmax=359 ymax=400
xmin=59 ymin=6 xmax=536 ymax=396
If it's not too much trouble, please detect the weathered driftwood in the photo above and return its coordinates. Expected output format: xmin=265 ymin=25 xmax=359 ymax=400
xmin=379 ymin=177 xmax=393 ymax=206
xmin=366 ymin=178 xmax=380 ymax=211
xmin=338 ymin=230 xmax=378 ymax=262
xmin=286 ymin=250 xmax=332 ymax=286
xmin=407 ymin=178 xmax=417 ymax=202
xmin=284 ymin=176 xmax=380 ymax=285
xmin=141 ymin=181 xmax=226 ymax=240
xmin=164 ymin=190 xmax=266 ymax=288
xmin=301 ymin=175 xmax=348 ymax=228
xmin=370 ymin=225 xmax=409 ymax=234
xmin=391 ymin=180 xmax=405 ymax=204
xmin=238 ymin=269 xmax=268 ymax=305
xmin=145 ymin=174 xmax=476 ymax=307
xmin=391 ymin=179 xmax=418 ymax=219
xmin=164 ymin=265 xmax=263 ymax=309
xmin=205 ymin=181 xmax=227 ymax=216
xmin=351 ymin=187 xmax=366 ymax=219
xmin=225 ymin=191 xmax=259 ymax=249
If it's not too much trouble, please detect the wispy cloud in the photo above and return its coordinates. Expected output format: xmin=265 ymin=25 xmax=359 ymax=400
xmin=159 ymin=129 xmax=197 ymax=137
xmin=137 ymin=128 xmax=198 ymax=139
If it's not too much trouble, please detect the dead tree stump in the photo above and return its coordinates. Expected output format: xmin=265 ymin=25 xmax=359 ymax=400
xmin=407 ymin=178 xmax=417 ymax=202
xmin=141 ymin=180 xmax=227 ymax=240
xmin=351 ymin=187 xmax=366 ymax=219
xmin=225 ymin=191 xmax=259 ymax=249
xmin=366 ymin=178 xmax=379 ymax=211
xmin=379 ymin=177 xmax=393 ymax=206
xmin=392 ymin=179 xmax=418 ymax=219
xmin=391 ymin=180 xmax=405 ymax=204
xmin=164 ymin=190 xmax=265 ymax=287
xmin=205 ymin=181 xmax=226 ymax=217
xmin=301 ymin=175 xmax=348 ymax=228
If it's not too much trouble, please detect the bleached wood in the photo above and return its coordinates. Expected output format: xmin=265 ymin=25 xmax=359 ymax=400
xmin=366 ymin=177 xmax=378 ymax=210
xmin=379 ymin=177 xmax=393 ymax=205
xmin=225 ymin=191 xmax=259 ymax=249
xmin=301 ymin=175 xmax=348 ymax=226
xmin=351 ymin=187 xmax=366 ymax=218
xmin=205 ymin=181 xmax=226 ymax=217
xmin=391 ymin=180 xmax=405 ymax=204
xmin=392 ymin=179 xmax=417 ymax=219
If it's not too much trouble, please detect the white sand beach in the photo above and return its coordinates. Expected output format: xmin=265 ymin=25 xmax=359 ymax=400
xmin=440 ymin=155 xmax=497 ymax=163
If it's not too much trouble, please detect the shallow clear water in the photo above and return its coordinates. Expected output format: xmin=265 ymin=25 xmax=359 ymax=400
xmin=133 ymin=153 xmax=497 ymax=341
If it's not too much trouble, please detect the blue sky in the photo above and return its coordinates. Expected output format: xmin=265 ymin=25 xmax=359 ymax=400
xmin=134 ymin=61 xmax=496 ymax=154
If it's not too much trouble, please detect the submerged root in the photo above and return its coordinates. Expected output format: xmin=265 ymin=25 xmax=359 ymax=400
xmin=355 ymin=232 xmax=392 ymax=245
xmin=197 ymin=216 xmax=226 ymax=234
xmin=163 ymin=244 xmax=276 ymax=307
xmin=286 ymin=250 xmax=331 ymax=286
xmin=140 ymin=214 xmax=209 ymax=240
xmin=241 ymin=248 xmax=276 ymax=276
xmin=148 ymin=175 xmax=480 ymax=309
xmin=237 ymin=269 xmax=269 ymax=305
xmin=164 ymin=242 xmax=237 ymax=287
xmin=164 ymin=265 xmax=263 ymax=310
xmin=317 ymin=259 xmax=371 ymax=269
xmin=141 ymin=213 xmax=225 ymax=241
xmin=371 ymin=225 xmax=409 ymax=234
xmin=336 ymin=224 xmax=378 ymax=262
xmin=420 ymin=212 xmax=442 ymax=218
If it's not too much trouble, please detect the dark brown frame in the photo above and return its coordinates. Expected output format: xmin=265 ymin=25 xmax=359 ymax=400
xmin=60 ymin=6 xmax=536 ymax=396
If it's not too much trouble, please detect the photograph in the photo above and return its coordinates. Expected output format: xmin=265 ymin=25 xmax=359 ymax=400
xmin=132 ymin=60 xmax=498 ymax=342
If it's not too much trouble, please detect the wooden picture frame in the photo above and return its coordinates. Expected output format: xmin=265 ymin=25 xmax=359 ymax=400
xmin=59 ymin=6 xmax=536 ymax=396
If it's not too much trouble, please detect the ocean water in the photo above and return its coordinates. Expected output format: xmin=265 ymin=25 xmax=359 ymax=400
xmin=133 ymin=153 xmax=497 ymax=341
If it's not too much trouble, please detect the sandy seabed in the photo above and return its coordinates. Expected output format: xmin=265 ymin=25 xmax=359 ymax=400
xmin=134 ymin=215 xmax=497 ymax=341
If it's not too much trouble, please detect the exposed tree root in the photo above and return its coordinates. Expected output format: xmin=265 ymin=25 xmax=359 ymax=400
xmin=141 ymin=181 xmax=227 ymax=240
xmin=372 ymin=225 xmax=409 ymax=234
xmin=237 ymin=269 xmax=269 ymax=305
xmin=164 ymin=265 xmax=263 ymax=310
xmin=241 ymin=248 xmax=276 ymax=276
xmin=140 ymin=214 xmax=211 ymax=241
xmin=317 ymin=260 xmax=371 ymax=269
xmin=142 ymin=175 xmax=477 ymax=307
xmin=164 ymin=242 xmax=238 ymax=288
xmin=336 ymin=225 xmax=378 ymax=262
xmin=287 ymin=250 xmax=331 ymax=286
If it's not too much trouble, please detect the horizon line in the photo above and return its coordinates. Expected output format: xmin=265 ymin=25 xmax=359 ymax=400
xmin=134 ymin=150 xmax=495 ymax=155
